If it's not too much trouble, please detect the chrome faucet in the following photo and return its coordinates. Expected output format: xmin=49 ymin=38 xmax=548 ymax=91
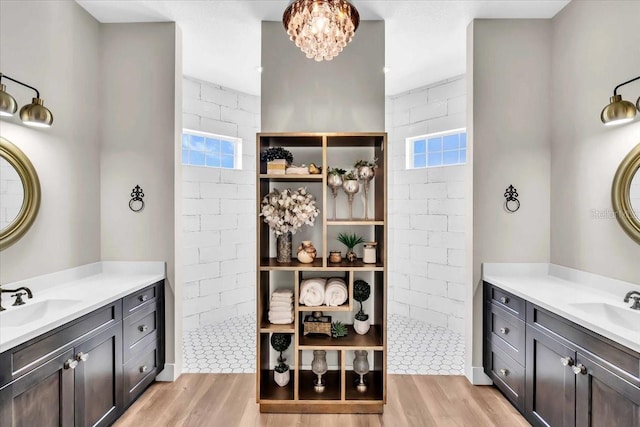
xmin=623 ymin=290 xmax=640 ymax=310
xmin=0 ymin=286 xmax=33 ymax=311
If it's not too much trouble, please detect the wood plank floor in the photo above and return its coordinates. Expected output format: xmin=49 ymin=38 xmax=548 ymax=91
xmin=115 ymin=374 xmax=529 ymax=427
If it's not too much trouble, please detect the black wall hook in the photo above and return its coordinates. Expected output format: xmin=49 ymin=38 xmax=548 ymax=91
xmin=129 ymin=185 xmax=145 ymax=212
xmin=504 ymin=185 xmax=520 ymax=213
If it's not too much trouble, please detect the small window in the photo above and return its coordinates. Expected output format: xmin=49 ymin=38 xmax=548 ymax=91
xmin=406 ymin=129 xmax=466 ymax=169
xmin=182 ymin=129 xmax=242 ymax=169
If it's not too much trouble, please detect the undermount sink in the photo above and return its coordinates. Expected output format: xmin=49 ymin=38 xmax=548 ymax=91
xmin=0 ymin=299 xmax=82 ymax=328
xmin=569 ymin=302 xmax=640 ymax=333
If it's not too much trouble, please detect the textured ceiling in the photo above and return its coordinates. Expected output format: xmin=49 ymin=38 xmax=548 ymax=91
xmin=76 ymin=0 xmax=569 ymax=96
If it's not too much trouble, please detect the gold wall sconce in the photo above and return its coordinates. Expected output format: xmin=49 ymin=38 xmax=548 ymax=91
xmin=601 ymin=75 xmax=640 ymax=126
xmin=0 ymin=72 xmax=53 ymax=128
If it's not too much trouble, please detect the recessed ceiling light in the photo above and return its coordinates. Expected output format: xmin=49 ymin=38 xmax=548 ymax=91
xmin=383 ymin=66 xmax=391 ymax=74
xmin=256 ymin=66 xmax=263 ymax=73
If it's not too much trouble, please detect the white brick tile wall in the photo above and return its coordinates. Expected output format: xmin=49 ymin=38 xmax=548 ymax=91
xmin=182 ymin=76 xmax=259 ymax=331
xmin=387 ymin=75 xmax=467 ymax=332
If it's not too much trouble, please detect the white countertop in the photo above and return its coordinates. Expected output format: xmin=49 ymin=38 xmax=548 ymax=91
xmin=0 ymin=262 xmax=165 ymax=353
xmin=483 ymin=263 xmax=640 ymax=353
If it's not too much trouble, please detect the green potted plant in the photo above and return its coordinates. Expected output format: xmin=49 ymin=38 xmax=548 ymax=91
xmin=261 ymin=147 xmax=293 ymax=175
xmin=353 ymin=279 xmax=371 ymax=335
xmin=270 ymin=333 xmax=292 ymax=387
xmin=337 ymin=232 xmax=364 ymax=262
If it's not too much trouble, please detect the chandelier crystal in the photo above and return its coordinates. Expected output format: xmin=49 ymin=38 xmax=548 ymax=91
xmin=283 ymin=0 xmax=360 ymax=62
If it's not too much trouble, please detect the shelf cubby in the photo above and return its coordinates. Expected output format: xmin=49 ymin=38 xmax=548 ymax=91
xmin=260 ymin=370 xmax=295 ymax=401
xmin=297 ymin=370 xmax=342 ymax=401
xmin=299 ymin=325 xmax=384 ymax=350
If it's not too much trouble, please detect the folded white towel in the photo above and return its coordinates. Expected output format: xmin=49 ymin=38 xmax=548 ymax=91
xmin=269 ymin=317 xmax=294 ymax=325
xmin=299 ymin=278 xmax=326 ymax=306
xmin=269 ymin=310 xmax=292 ymax=317
xmin=269 ymin=306 xmax=293 ymax=313
xmin=324 ymin=278 xmax=348 ymax=306
xmin=272 ymin=289 xmax=293 ymax=297
xmin=269 ymin=301 xmax=293 ymax=309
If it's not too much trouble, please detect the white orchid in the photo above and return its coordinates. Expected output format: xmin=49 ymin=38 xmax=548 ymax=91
xmin=260 ymin=188 xmax=320 ymax=236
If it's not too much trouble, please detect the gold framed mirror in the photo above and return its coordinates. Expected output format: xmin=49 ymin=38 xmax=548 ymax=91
xmin=612 ymin=143 xmax=640 ymax=244
xmin=0 ymin=137 xmax=41 ymax=250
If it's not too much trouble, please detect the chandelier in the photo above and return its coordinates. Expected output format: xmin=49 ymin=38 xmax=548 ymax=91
xmin=283 ymin=0 xmax=360 ymax=62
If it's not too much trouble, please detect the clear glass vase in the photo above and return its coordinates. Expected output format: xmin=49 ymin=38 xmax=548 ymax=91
xmin=276 ymin=231 xmax=292 ymax=263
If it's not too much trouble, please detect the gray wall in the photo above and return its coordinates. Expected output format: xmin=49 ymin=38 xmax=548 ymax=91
xmin=261 ymin=21 xmax=384 ymax=132
xmin=100 ymin=23 xmax=182 ymax=375
xmin=0 ymin=1 xmax=101 ymax=283
xmin=550 ymin=0 xmax=640 ymax=283
xmin=467 ymin=19 xmax=552 ymax=380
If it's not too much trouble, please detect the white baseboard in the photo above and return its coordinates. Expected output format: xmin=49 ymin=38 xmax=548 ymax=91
xmin=156 ymin=363 xmax=179 ymax=382
xmin=465 ymin=366 xmax=492 ymax=385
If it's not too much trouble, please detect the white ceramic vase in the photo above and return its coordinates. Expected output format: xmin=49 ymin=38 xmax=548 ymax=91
xmin=274 ymin=369 xmax=290 ymax=387
xmin=353 ymin=318 xmax=370 ymax=335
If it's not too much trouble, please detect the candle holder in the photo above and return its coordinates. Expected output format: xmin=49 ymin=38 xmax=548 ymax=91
xmin=356 ymin=165 xmax=375 ymax=220
xmin=353 ymin=350 xmax=370 ymax=392
xmin=342 ymin=177 xmax=360 ymax=221
xmin=311 ymin=350 xmax=328 ymax=392
xmin=327 ymin=172 xmax=343 ymax=220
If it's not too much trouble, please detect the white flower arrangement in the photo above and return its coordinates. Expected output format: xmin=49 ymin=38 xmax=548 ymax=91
xmin=260 ymin=187 xmax=320 ymax=236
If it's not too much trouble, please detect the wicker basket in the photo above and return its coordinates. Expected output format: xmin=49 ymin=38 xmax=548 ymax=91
xmin=303 ymin=315 xmax=332 ymax=336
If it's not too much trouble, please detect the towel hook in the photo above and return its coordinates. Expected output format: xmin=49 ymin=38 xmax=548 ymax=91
xmin=129 ymin=185 xmax=145 ymax=212
xmin=504 ymin=185 xmax=520 ymax=213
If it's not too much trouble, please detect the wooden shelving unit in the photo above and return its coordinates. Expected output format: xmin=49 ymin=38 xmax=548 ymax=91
xmin=255 ymin=132 xmax=387 ymax=414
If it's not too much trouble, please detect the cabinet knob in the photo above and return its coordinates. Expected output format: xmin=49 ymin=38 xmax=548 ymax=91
xmin=140 ymin=365 xmax=149 ymax=373
xmin=499 ymin=368 xmax=509 ymax=376
xmin=499 ymin=327 xmax=509 ymax=334
xmin=64 ymin=359 xmax=79 ymax=370
xmin=572 ymin=364 xmax=587 ymax=375
xmin=139 ymin=325 xmax=149 ymax=332
xmin=76 ymin=352 xmax=89 ymax=362
xmin=499 ymin=296 xmax=509 ymax=304
xmin=560 ymin=356 xmax=574 ymax=367
xmin=138 ymin=294 xmax=149 ymax=302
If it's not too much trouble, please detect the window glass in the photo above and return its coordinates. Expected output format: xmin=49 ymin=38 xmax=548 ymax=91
xmin=181 ymin=130 xmax=241 ymax=169
xmin=407 ymin=129 xmax=467 ymax=169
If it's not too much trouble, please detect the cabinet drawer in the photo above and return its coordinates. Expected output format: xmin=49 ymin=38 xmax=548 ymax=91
xmin=123 ymin=341 xmax=159 ymax=405
xmin=485 ymin=282 xmax=525 ymax=320
xmin=488 ymin=303 xmax=526 ymax=365
xmin=123 ymin=301 xmax=159 ymax=362
xmin=123 ymin=283 xmax=158 ymax=316
xmin=0 ymin=302 xmax=121 ymax=387
xmin=486 ymin=342 xmax=525 ymax=411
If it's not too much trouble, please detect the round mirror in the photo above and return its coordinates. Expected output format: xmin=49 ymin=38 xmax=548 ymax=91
xmin=0 ymin=137 xmax=41 ymax=250
xmin=612 ymin=143 xmax=640 ymax=244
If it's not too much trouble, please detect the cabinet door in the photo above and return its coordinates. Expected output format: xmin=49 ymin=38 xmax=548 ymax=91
xmin=575 ymin=352 xmax=640 ymax=427
xmin=525 ymin=325 xmax=576 ymax=427
xmin=74 ymin=323 xmax=123 ymax=427
xmin=0 ymin=349 xmax=75 ymax=427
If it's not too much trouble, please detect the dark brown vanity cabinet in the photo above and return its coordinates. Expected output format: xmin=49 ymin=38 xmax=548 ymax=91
xmin=484 ymin=282 xmax=640 ymax=427
xmin=0 ymin=280 xmax=164 ymax=426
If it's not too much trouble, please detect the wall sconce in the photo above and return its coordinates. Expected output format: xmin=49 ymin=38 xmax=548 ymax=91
xmin=600 ymin=75 xmax=640 ymax=126
xmin=0 ymin=73 xmax=54 ymax=128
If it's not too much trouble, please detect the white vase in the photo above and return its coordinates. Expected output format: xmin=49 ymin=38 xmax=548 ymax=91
xmin=354 ymin=318 xmax=370 ymax=335
xmin=274 ymin=369 xmax=290 ymax=387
